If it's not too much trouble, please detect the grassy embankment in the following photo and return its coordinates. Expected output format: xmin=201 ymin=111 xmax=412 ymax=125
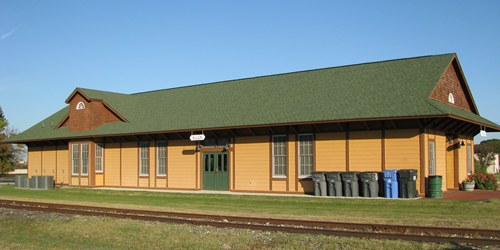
xmin=0 ymin=210 xmax=456 ymax=250
xmin=0 ymin=186 xmax=498 ymax=229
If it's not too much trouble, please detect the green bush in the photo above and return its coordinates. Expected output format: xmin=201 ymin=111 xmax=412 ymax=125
xmin=471 ymin=172 xmax=498 ymax=190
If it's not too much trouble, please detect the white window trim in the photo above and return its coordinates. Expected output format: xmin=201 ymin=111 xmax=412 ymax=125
xmin=95 ymin=143 xmax=104 ymax=173
xmin=71 ymin=144 xmax=80 ymax=176
xmin=272 ymin=135 xmax=287 ymax=178
xmin=428 ymin=140 xmax=436 ymax=176
xmin=80 ymin=144 xmax=89 ymax=176
xmin=298 ymin=133 xmax=314 ymax=178
xmin=76 ymin=101 xmax=86 ymax=110
xmin=139 ymin=141 xmax=149 ymax=177
xmin=156 ymin=140 xmax=167 ymax=177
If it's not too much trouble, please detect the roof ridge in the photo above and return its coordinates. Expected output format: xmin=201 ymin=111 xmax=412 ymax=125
xmin=78 ymin=87 xmax=129 ymax=96
xmin=132 ymin=53 xmax=457 ymax=95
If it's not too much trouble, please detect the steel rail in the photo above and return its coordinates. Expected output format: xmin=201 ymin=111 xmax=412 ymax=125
xmin=0 ymin=199 xmax=498 ymax=246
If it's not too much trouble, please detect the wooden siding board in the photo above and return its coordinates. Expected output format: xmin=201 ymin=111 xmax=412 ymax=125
xmin=104 ymin=142 xmax=121 ymax=186
xmin=41 ymin=146 xmax=57 ymax=177
xmin=349 ymin=130 xmax=382 ymax=172
xmin=315 ymin=132 xmax=346 ymax=171
xmin=121 ymin=142 xmax=138 ymax=187
xmin=56 ymin=146 xmax=69 ymax=184
xmin=28 ymin=147 xmax=42 ymax=177
xmin=234 ymin=136 xmax=270 ymax=191
xmin=167 ymin=140 xmax=197 ymax=189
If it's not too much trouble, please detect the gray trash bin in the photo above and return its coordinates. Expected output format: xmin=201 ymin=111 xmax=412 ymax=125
xmin=311 ymin=172 xmax=327 ymax=196
xmin=341 ymin=172 xmax=359 ymax=197
xmin=359 ymin=172 xmax=379 ymax=197
xmin=398 ymin=170 xmax=418 ymax=198
xmin=325 ymin=172 xmax=342 ymax=196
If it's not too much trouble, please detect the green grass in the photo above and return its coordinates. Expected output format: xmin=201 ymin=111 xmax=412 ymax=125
xmin=0 ymin=210 xmax=455 ymax=250
xmin=0 ymin=185 xmax=498 ymax=229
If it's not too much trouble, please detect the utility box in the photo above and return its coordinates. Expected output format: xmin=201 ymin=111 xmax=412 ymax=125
xmin=15 ymin=175 xmax=26 ymax=188
xmin=325 ymin=172 xmax=342 ymax=197
xmin=359 ymin=172 xmax=379 ymax=197
xmin=311 ymin=172 xmax=327 ymax=196
xmin=341 ymin=172 xmax=359 ymax=197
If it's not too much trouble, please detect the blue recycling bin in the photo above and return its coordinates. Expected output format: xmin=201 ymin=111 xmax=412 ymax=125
xmin=383 ymin=170 xmax=398 ymax=198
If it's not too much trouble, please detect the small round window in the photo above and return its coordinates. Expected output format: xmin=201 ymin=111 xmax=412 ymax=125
xmin=76 ymin=101 xmax=86 ymax=110
xmin=448 ymin=93 xmax=455 ymax=104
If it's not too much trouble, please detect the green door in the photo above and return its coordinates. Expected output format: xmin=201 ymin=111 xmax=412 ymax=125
xmin=203 ymin=152 xmax=229 ymax=190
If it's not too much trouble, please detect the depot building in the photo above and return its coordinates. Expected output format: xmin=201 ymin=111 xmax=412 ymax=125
xmin=6 ymin=53 xmax=499 ymax=194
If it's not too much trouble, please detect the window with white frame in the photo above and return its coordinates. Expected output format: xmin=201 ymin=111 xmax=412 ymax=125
xmin=95 ymin=143 xmax=104 ymax=173
xmin=81 ymin=144 xmax=89 ymax=176
xmin=272 ymin=135 xmax=287 ymax=177
xmin=139 ymin=141 xmax=149 ymax=176
xmin=428 ymin=140 xmax=436 ymax=176
xmin=156 ymin=141 xmax=167 ymax=176
xmin=72 ymin=144 xmax=80 ymax=175
xmin=71 ymin=143 xmax=89 ymax=176
xmin=298 ymin=134 xmax=314 ymax=177
xmin=76 ymin=101 xmax=86 ymax=110
xmin=467 ymin=144 xmax=472 ymax=175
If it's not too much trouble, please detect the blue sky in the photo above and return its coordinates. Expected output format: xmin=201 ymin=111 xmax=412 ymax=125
xmin=0 ymin=1 xmax=499 ymax=143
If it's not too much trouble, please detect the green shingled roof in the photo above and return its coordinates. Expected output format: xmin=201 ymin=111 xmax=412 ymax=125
xmin=7 ymin=53 xmax=499 ymax=143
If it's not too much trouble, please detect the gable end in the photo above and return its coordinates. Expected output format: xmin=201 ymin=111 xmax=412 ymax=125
xmin=429 ymin=58 xmax=478 ymax=114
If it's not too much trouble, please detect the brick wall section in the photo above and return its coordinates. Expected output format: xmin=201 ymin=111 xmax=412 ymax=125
xmin=430 ymin=63 xmax=472 ymax=112
xmin=64 ymin=93 xmax=121 ymax=131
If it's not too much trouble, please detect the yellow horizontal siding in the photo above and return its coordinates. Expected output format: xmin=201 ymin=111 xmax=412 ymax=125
xmin=234 ymin=136 xmax=270 ymax=191
xmin=28 ymin=147 xmax=42 ymax=177
xmin=316 ymin=132 xmax=346 ymax=172
xmin=168 ymin=140 xmax=197 ymax=189
xmin=56 ymin=146 xmax=69 ymax=184
xmin=104 ymin=143 xmax=121 ymax=186
xmin=41 ymin=146 xmax=57 ymax=177
xmin=349 ymin=131 xmax=382 ymax=172
xmin=121 ymin=142 xmax=138 ymax=187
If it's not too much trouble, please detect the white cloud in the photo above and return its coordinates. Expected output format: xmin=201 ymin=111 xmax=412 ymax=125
xmin=1 ymin=27 xmax=19 ymax=40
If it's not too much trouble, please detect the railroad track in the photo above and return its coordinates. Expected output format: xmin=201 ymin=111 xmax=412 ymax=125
xmin=0 ymin=199 xmax=498 ymax=246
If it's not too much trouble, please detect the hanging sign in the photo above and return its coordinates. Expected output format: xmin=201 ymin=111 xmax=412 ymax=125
xmin=190 ymin=134 xmax=206 ymax=141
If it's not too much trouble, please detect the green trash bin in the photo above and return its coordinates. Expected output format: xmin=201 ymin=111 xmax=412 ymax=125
xmin=427 ymin=176 xmax=442 ymax=198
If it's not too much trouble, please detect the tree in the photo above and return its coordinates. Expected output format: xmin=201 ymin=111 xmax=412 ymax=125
xmin=474 ymin=139 xmax=500 ymax=173
xmin=0 ymin=106 xmax=23 ymax=176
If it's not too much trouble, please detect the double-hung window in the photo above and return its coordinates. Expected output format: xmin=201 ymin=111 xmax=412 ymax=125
xmin=95 ymin=143 xmax=104 ymax=173
xmin=139 ymin=141 xmax=149 ymax=176
xmin=428 ymin=140 xmax=436 ymax=176
xmin=71 ymin=144 xmax=80 ymax=175
xmin=272 ymin=135 xmax=287 ymax=178
xmin=71 ymin=143 xmax=89 ymax=176
xmin=466 ymin=144 xmax=472 ymax=175
xmin=298 ymin=134 xmax=314 ymax=177
xmin=156 ymin=141 xmax=167 ymax=176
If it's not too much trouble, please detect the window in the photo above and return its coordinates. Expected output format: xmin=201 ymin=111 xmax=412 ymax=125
xmin=272 ymin=135 xmax=287 ymax=177
xmin=95 ymin=143 xmax=104 ymax=173
xmin=156 ymin=141 xmax=167 ymax=176
xmin=81 ymin=144 xmax=89 ymax=176
xmin=298 ymin=134 xmax=314 ymax=177
xmin=71 ymin=143 xmax=89 ymax=176
xmin=428 ymin=140 xmax=436 ymax=176
xmin=467 ymin=144 xmax=472 ymax=175
xmin=72 ymin=144 xmax=80 ymax=175
xmin=76 ymin=101 xmax=86 ymax=110
xmin=448 ymin=93 xmax=455 ymax=104
xmin=139 ymin=141 xmax=149 ymax=176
